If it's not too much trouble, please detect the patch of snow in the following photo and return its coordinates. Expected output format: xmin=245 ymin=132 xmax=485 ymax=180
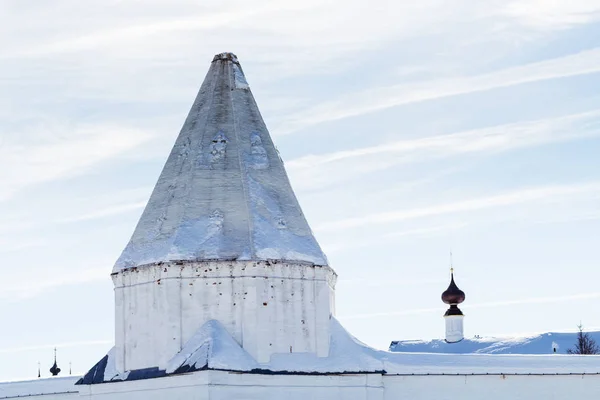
xmin=246 ymin=132 xmax=269 ymax=169
xmin=166 ymin=320 xmax=258 ymax=374
xmin=233 ymin=64 xmax=249 ymax=89
xmin=167 ymin=318 xmax=600 ymax=376
xmin=390 ymin=331 xmax=600 ymax=355
xmin=208 ymin=132 xmax=228 ymax=162
xmin=248 ymin=175 xmax=328 ymax=266
xmin=103 ymin=348 xmax=130 ymax=382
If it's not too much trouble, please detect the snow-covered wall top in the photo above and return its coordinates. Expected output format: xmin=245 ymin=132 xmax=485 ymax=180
xmin=390 ymin=331 xmax=600 ymax=355
xmin=82 ymin=318 xmax=600 ymax=382
xmin=113 ymin=52 xmax=328 ymax=272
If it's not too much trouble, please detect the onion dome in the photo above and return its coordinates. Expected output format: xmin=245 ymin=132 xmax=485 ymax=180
xmin=441 ymin=268 xmax=465 ymax=305
xmin=49 ymin=348 xmax=61 ymax=377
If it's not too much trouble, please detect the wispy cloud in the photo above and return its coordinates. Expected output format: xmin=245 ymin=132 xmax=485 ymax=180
xmin=1 ymin=0 xmax=457 ymax=83
xmin=316 ymin=182 xmax=600 ymax=232
xmin=0 ymin=123 xmax=154 ymax=201
xmin=338 ymin=292 xmax=600 ymax=320
xmin=339 ymin=277 xmax=447 ymax=288
xmin=59 ymin=201 xmax=147 ymax=223
xmin=323 ymin=223 xmax=468 ymax=254
xmin=0 ymin=340 xmax=112 ymax=355
xmin=11 ymin=5 xmax=273 ymax=58
xmin=278 ymin=48 xmax=600 ymax=134
xmin=289 ymin=110 xmax=600 ymax=169
xmin=502 ymin=0 xmax=600 ymax=29
xmin=0 ymin=267 xmax=109 ymax=302
xmin=286 ymin=111 xmax=600 ymax=192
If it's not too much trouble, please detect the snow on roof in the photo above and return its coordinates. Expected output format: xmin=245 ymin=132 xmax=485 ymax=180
xmin=113 ymin=52 xmax=328 ymax=272
xmin=0 ymin=376 xmax=80 ymax=399
xmin=79 ymin=318 xmax=600 ymax=384
xmin=166 ymin=319 xmax=258 ymax=374
xmin=390 ymin=331 xmax=600 ymax=355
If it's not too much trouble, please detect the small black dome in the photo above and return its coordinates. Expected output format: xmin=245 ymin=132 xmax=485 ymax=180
xmin=49 ymin=348 xmax=61 ymax=377
xmin=50 ymin=360 xmax=61 ymax=376
xmin=441 ymin=272 xmax=465 ymax=305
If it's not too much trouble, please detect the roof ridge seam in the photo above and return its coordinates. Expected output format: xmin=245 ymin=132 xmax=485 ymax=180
xmin=228 ymin=58 xmax=256 ymax=258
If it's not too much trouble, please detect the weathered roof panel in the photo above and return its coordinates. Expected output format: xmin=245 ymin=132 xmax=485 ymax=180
xmin=113 ymin=53 xmax=327 ymax=272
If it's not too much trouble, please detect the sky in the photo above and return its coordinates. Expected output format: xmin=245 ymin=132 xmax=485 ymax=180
xmin=1 ymin=0 xmax=600 ymax=382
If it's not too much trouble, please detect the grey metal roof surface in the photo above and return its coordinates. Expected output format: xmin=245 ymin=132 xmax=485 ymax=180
xmin=113 ymin=53 xmax=328 ymax=272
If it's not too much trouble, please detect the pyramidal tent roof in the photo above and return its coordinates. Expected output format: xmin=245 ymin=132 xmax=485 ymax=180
xmin=113 ymin=53 xmax=328 ymax=272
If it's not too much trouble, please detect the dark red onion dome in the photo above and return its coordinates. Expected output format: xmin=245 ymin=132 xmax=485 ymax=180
xmin=441 ymin=270 xmax=465 ymax=305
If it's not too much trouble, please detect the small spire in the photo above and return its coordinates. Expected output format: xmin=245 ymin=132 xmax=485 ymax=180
xmin=69 ymin=362 xmax=72 ymax=375
xmin=37 ymin=362 xmax=41 ymax=378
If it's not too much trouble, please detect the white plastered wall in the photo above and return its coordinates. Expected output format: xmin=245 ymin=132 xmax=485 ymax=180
xmin=384 ymin=374 xmax=600 ymax=400
xmin=113 ymin=261 xmax=337 ymax=371
xmin=73 ymin=371 xmax=600 ymax=400
xmin=6 ymin=370 xmax=600 ymax=399
xmin=445 ymin=315 xmax=464 ymax=343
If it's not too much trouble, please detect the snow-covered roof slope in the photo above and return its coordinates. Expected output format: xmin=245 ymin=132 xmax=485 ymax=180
xmin=389 ymin=331 xmax=600 ymax=355
xmin=113 ymin=52 xmax=328 ymax=272
xmin=0 ymin=376 xmax=79 ymax=399
xmin=166 ymin=320 xmax=258 ymax=374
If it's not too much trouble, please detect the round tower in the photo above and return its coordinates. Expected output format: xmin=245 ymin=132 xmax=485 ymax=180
xmin=441 ymin=268 xmax=465 ymax=343
xmin=110 ymin=53 xmax=336 ymax=372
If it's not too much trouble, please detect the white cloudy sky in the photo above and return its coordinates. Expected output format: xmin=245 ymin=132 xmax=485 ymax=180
xmin=2 ymin=0 xmax=600 ymax=381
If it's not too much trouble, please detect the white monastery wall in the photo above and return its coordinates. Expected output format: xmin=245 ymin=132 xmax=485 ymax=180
xmin=383 ymin=374 xmax=600 ymax=400
xmin=10 ymin=372 xmax=594 ymax=400
xmin=77 ymin=372 xmax=384 ymax=400
xmin=0 ymin=377 xmax=79 ymax=400
xmin=113 ymin=260 xmax=337 ymax=370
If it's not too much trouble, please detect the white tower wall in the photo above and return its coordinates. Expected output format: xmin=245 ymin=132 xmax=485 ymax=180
xmin=113 ymin=260 xmax=337 ymax=371
xmin=444 ymin=315 xmax=464 ymax=343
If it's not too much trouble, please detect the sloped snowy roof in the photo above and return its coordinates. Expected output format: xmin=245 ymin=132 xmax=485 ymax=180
xmin=166 ymin=320 xmax=258 ymax=374
xmin=113 ymin=52 xmax=328 ymax=272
